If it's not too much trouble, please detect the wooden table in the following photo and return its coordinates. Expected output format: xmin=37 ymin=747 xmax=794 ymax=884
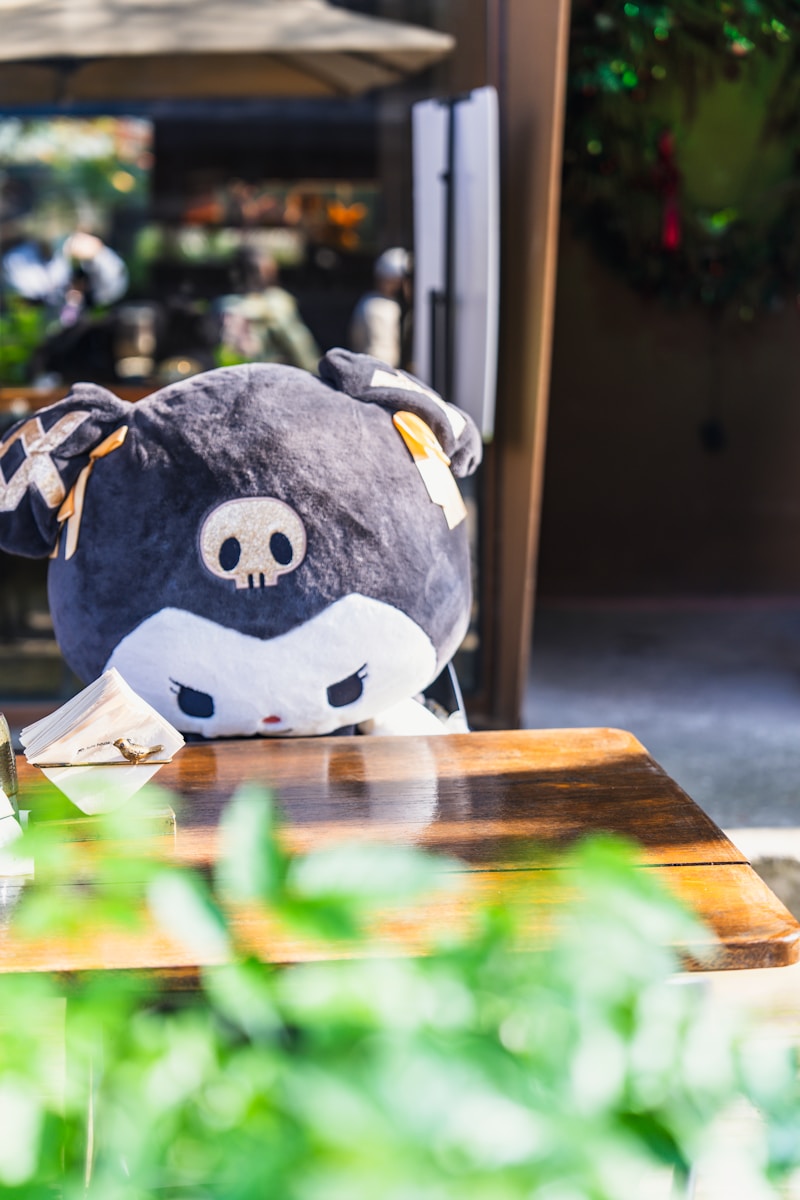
xmin=6 ymin=728 xmax=800 ymax=977
xmin=0 ymin=385 xmax=152 ymax=415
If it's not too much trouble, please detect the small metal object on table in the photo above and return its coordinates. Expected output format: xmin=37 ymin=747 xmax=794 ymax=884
xmin=2 ymin=727 xmax=797 ymax=979
xmin=0 ymin=714 xmax=18 ymax=813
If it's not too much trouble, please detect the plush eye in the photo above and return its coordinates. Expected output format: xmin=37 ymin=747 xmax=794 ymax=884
xmin=326 ymin=664 xmax=367 ymax=708
xmin=219 ymin=537 xmax=241 ymax=571
xmin=170 ymin=679 xmax=215 ymax=719
xmin=270 ymin=531 xmax=293 ymax=565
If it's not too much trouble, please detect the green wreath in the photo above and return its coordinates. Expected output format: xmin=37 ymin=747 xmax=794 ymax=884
xmin=563 ymin=1 xmax=800 ymax=320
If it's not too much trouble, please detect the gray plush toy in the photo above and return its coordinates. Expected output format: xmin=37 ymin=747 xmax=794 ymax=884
xmin=0 ymin=350 xmax=482 ymax=738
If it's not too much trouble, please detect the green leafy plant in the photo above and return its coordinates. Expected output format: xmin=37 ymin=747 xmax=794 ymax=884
xmin=564 ymin=1 xmax=800 ymax=321
xmin=0 ymin=782 xmax=799 ymax=1198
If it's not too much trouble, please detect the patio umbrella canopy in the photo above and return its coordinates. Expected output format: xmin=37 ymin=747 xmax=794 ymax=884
xmin=0 ymin=0 xmax=455 ymax=105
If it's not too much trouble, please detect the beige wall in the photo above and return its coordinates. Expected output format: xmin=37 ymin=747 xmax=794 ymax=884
xmin=538 ymin=231 xmax=800 ymax=596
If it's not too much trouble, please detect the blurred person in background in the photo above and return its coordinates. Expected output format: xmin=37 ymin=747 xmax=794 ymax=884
xmin=2 ymin=230 xmax=129 ymax=385
xmin=348 ymin=246 xmax=412 ymax=369
xmin=213 ymin=245 xmax=320 ymax=374
xmin=2 ymin=231 xmax=128 ymax=326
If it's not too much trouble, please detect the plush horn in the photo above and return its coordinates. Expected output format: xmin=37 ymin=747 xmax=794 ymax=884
xmin=318 ymin=348 xmax=483 ymax=478
xmin=0 ymin=384 xmax=130 ymax=558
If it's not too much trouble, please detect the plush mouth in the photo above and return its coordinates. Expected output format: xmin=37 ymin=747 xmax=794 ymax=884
xmin=260 ymin=715 xmax=292 ymax=734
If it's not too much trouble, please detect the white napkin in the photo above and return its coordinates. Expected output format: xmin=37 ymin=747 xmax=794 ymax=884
xmin=21 ymin=669 xmax=184 ymax=815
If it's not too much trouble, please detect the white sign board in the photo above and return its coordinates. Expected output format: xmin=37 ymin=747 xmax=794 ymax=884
xmin=412 ymin=86 xmax=499 ymax=439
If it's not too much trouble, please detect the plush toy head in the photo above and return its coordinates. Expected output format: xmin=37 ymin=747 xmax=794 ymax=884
xmin=0 ymin=350 xmax=481 ymax=737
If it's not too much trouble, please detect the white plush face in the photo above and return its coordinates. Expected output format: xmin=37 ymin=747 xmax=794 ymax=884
xmin=105 ymin=594 xmax=438 ymax=738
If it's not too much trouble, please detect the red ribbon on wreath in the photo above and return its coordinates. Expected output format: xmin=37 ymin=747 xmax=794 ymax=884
xmin=654 ymin=129 xmax=682 ymax=251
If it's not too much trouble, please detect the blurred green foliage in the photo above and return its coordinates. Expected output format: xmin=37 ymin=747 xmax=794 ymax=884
xmin=564 ymin=1 xmax=800 ymax=319
xmin=0 ymin=782 xmax=799 ymax=1198
xmin=0 ymin=297 xmax=47 ymax=385
xmin=0 ymin=117 xmax=150 ymax=236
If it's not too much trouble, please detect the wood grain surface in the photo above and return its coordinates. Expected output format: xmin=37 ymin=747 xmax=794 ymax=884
xmin=0 ymin=385 xmax=151 ymax=414
xmin=8 ymin=727 xmax=800 ymax=975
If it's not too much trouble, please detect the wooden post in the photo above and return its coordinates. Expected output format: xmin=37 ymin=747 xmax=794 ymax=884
xmin=485 ymin=0 xmax=572 ymax=728
xmin=372 ymin=0 xmax=572 ymax=731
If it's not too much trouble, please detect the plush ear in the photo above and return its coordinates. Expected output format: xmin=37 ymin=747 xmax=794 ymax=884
xmin=0 ymin=383 xmax=131 ymax=558
xmin=318 ymin=348 xmax=483 ymax=478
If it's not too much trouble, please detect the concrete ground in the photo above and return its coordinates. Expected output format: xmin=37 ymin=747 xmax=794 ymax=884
xmin=524 ymin=599 xmax=800 ymax=1199
xmin=523 ymin=599 xmax=800 ymax=830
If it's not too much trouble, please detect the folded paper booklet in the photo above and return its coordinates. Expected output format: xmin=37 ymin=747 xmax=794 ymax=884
xmin=21 ymin=669 xmax=184 ymax=815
